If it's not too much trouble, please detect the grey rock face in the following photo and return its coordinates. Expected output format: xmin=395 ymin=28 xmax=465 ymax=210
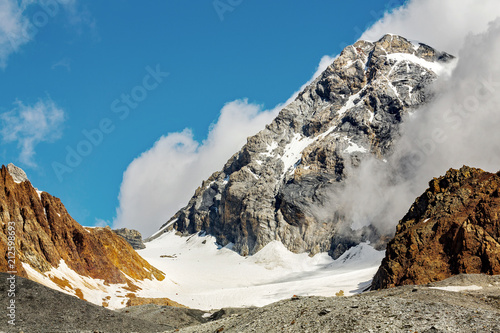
xmin=113 ymin=228 xmax=146 ymax=250
xmin=153 ymin=35 xmax=455 ymax=258
xmin=7 ymin=163 xmax=28 ymax=183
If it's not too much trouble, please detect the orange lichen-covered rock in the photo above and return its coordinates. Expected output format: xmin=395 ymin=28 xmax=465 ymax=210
xmin=372 ymin=166 xmax=500 ymax=289
xmin=126 ymin=296 xmax=187 ymax=308
xmin=0 ymin=164 xmax=164 ymax=288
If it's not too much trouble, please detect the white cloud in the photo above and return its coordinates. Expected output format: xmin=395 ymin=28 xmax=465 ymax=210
xmin=321 ymin=3 xmax=500 ymax=236
xmin=0 ymin=0 xmax=31 ymax=67
xmin=361 ymin=0 xmax=500 ymax=55
xmin=0 ymin=99 xmax=65 ymax=166
xmin=114 ymin=100 xmax=278 ymax=237
xmin=51 ymin=57 xmax=71 ymax=71
xmin=113 ymin=56 xmax=334 ymax=237
xmin=0 ymin=0 xmax=95 ymax=68
xmin=59 ymin=0 xmax=98 ymax=40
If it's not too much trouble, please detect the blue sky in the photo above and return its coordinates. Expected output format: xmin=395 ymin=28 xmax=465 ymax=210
xmin=0 ymin=0 xmax=408 ymax=231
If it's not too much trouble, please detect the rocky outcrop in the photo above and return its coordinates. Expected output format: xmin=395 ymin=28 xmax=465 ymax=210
xmin=0 ymin=164 xmax=164 ymax=306
xmin=153 ymin=35 xmax=455 ymax=258
xmin=113 ymin=228 xmax=146 ymax=250
xmin=372 ymin=166 xmax=500 ymax=289
xmin=6 ymin=163 xmax=28 ymax=183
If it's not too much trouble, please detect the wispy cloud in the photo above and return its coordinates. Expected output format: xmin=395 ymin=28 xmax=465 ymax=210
xmin=51 ymin=57 xmax=71 ymax=71
xmin=1 ymin=99 xmax=66 ymax=167
xmin=59 ymin=0 xmax=99 ymax=40
xmin=361 ymin=0 xmax=500 ymax=55
xmin=0 ymin=0 xmax=31 ymax=67
xmin=94 ymin=218 xmax=110 ymax=228
xmin=0 ymin=0 xmax=96 ymax=68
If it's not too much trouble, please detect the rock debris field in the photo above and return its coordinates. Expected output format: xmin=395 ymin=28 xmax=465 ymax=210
xmin=172 ymin=274 xmax=500 ymax=333
xmin=1 ymin=273 xmax=499 ymax=332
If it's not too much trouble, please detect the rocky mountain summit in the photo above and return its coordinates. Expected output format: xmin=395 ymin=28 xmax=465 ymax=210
xmin=6 ymin=163 xmax=28 ymax=183
xmin=153 ymin=34 xmax=455 ymax=258
xmin=372 ymin=166 xmax=500 ymax=289
xmin=0 ymin=164 xmax=164 ymax=308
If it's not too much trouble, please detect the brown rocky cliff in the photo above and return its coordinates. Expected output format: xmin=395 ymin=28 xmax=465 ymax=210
xmin=0 ymin=165 xmax=164 ymax=287
xmin=372 ymin=166 xmax=500 ymax=289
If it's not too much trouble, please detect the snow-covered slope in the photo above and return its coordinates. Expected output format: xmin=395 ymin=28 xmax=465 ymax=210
xmin=136 ymin=231 xmax=384 ymax=310
xmin=21 ymin=259 xmax=135 ymax=309
xmin=19 ymin=228 xmax=383 ymax=311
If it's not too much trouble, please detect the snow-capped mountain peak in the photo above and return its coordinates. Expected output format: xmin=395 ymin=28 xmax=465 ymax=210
xmin=151 ymin=35 xmax=454 ymax=261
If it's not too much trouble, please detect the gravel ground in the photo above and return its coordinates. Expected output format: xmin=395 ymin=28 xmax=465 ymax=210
xmin=0 ymin=273 xmax=171 ymax=333
xmin=117 ymin=304 xmax=251 ymax=330
xmin=171 ymin=274 xmax=500 ymax=333
xmin=0 ymin=273 xmax=499 ymax=332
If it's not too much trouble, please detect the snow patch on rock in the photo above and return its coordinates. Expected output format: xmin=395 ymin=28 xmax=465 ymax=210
xmin=429 ymin=285 xmax=483 ymax=292
xmin=22 ymin=260 xmax=134 ymax=310
xmin=7 ymin=163 xmax=28 ymax=183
